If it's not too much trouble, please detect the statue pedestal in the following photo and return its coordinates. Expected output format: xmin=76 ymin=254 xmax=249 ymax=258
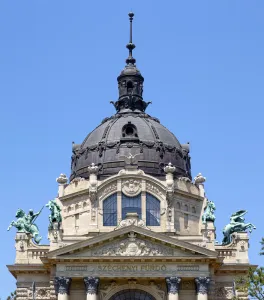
xmin=15 ymin=232 xmax=30 ymax=264
xmin=48 ymin=222 xmax=63 ymax=251
xmin=201 ymin=222 xmax=216 ymax=250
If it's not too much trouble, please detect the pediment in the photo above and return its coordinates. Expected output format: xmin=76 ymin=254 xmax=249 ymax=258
xmin=47 ymin=226 xmax=217 ymax=259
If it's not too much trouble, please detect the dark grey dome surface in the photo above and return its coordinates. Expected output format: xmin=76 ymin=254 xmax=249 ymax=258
xmin=70 ymin=12 xmax=191 ymax=181
xmin=70 ymin=112 xmax=191 ymax=180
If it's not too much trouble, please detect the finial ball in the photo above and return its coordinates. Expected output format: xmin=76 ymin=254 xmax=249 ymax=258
xmin=128 ymin=12 xmax=134 ymax=19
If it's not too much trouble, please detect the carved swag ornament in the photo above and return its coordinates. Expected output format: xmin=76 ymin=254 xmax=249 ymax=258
xmin=84 ymin=277 xmax=100 ymax=295
xmin=166 ymin=277 xmax=181 ymax=294
xmin=54 ymin=277 xmax=72 ymax=295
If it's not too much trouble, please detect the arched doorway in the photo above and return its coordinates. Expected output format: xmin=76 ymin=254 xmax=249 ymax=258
xmin=109 ymin=289 xmax=156 ymax=300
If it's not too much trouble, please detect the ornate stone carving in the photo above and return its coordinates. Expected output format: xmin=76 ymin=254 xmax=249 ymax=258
xmin=56 ymin=173 xmax=68 ymax=184
xmin=178 ymin=176 xmax=191 ymax=182
xmin=28 ymin=288 xmax=51 ymax=299
xmin=115 ymin=212 xmax=148 ymax=230
xmin=166 ymin=277 xmax=181 ymax=294
xmin=164 ymin=163 xmax=175 ymax=207
xmin=194 ymin=173 xmax=206 ymax=185
xmin=119 ymin=152 xmax=141 ymax=166
xmin=122 ymin=179 xmax=142 ymax=196
xmin=92 ymin=232 xmax=173 ymax=256
xmin=88 ymin=163 xmax=99 ymax=203
xmin=54 ymin=277 xmax=72 ymax=295
xmin=146 ymin=182 xmax=163 ymax=196
xmin=215 ymin=283 xmax=234 ymax=299
xmin=84 ymin=277 xmax=100 ymax=295
xmin=195 ymin=277 xmax=210 ymax=295
xmin=98 ymin=183 xmax=117 ymax=200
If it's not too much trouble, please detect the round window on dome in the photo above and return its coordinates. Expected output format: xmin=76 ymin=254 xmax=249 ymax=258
xmin=122 ymin=122 xmax=138 ymax=138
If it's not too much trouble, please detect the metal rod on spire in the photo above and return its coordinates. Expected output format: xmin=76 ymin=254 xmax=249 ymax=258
xmin=129 ymin=12 xmax=134 ymax=56
xmin=126 ymin=12 xmax=136 ymax=65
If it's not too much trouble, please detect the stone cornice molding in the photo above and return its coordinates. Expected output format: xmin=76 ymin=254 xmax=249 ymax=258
xmin=47 ymin=226 xmax=218 ymax=258
xmin=7 ymin=264 xmax=49 ymax=278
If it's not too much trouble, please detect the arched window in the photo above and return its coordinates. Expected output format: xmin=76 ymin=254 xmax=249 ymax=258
xmin=146 ymin=193 xmax=160 ymax=226
xmin=122 ymin=193 xmax=141 ymax=219
xmin=103 ymin=193 xmax=117 ymax=226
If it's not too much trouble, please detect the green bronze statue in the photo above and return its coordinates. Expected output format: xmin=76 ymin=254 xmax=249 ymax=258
xmin=222 ymin=210 xmax=256 ymax=245
xmin=202 ymin=200 xmax=216 ymax=224
xmin=7 ymin=208 xmax=43 ymax=244
xmin=46 ymin=199 xmax=62 ymax=229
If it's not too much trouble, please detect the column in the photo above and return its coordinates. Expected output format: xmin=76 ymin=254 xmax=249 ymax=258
xmin=166 ymin=277 xmax=181 ymax=300
xmin=54 ymin=277 xmax=72 ymax=300
xmin=84 ymin=277 xmax=100 ymax=300
xmin=195 ymin=277 xmax=210 ymax=300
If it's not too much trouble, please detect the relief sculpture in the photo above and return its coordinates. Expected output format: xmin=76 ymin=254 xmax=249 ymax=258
xmin=92 ymin=233 xmax=173 ymax=257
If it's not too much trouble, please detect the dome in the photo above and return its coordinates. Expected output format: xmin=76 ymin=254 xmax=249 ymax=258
xmin=70 ymin=112 xmax=191 ymax=180
xmin=69 ymin=12 xmax=191 ymax=181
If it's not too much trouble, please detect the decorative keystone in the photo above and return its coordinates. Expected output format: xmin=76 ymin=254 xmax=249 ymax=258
xmin=88 ymin=163 xmax=99 ymax=174
xmin=164 ymin=162 xmax=176 ymax=174
xmin=194 ymin=173 xmax=206 ymax=185
xmin=56 ymin=173 xmax=68 ymax=185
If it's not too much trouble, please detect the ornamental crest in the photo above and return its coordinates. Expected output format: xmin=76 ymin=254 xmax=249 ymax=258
xmin=122 ymin=179 xmax=142 ymax=196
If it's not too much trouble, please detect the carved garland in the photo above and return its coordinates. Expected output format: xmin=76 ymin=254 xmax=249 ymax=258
xmin=71 ymin=140 xmax=185 ymax=168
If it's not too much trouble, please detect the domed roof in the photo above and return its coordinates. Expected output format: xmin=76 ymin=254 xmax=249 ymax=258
xmin=70 ymin=13 xmax=191 ymax=181
xmin=70 ymin=111 xmax=191 ymax=180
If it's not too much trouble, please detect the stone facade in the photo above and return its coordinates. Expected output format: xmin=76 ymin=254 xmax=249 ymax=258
xmin=7 ymin=12 xmax=252 ymax=300
xmin=8 ymin=166 xmax=250 ymax=300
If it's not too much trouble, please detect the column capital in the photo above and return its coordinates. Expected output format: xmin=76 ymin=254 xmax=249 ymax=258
xmin=195 ymin=277 xmax=210 ymax=295
xmin=84 ymin=277 xmax=100 ymax=295
xmin=166 ymin=277 xmax=181 ymax=294
xmin=54 ymin=276 xmax=72 ymax=295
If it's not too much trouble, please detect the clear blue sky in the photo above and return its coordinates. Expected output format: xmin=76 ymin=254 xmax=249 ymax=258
xmin=0 ymin=1 xmax=263 ymax=297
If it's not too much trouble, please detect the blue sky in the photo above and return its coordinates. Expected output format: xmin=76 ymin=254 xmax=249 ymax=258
xmin=0 ymin=1 xmax=264 ymax=297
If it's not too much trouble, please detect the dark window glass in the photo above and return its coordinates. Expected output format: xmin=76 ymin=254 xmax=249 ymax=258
xmin=146 ymin=193 xmax=160 ymax=226
xmin=103 ymin=193 xmax=117 ymax=226
xmin=109 ymin=290 xmax=155 ymax=300
xmin=122 ymin=193 xmax=141 ymax=219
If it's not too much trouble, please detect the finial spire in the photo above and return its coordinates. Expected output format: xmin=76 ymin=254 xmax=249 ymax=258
xmin=126 ymin=12 xmax=136 ymax=65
